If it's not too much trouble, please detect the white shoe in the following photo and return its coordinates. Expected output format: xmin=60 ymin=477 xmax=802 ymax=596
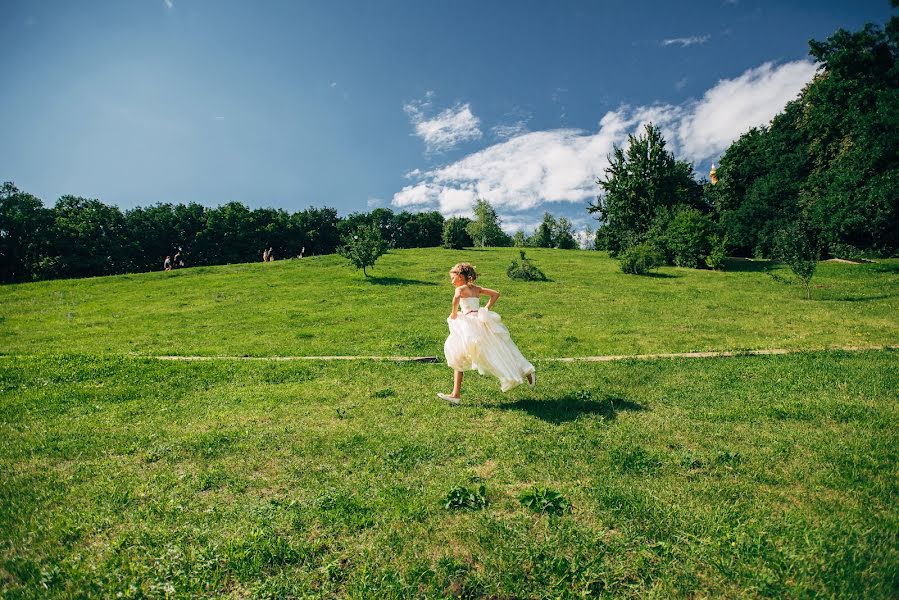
xmin=437 ymin=393 xmax=460 ymax=405
xmin=527 ymin=372 xmax=537 ymax=389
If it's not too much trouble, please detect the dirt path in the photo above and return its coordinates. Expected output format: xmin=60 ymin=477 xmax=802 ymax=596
xmin=148 ymin=344 xmax=897 ymax=363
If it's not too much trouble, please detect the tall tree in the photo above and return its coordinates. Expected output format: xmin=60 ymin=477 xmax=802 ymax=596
xmin=466 ymin=199 xmax=512 ymax=247
xmin=588 ymin=123 xmax=703 ymax=255
xmin=0 ymin=182 xmax=52 ymax=282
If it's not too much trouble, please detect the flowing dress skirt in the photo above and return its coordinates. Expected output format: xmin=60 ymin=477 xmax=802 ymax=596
xmin=444 ymin=308 xmax=535 ymax=392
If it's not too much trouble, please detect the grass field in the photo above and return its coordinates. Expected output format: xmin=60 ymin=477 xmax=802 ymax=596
xmin=1 ymin=249 xmax=897 ymax=357
xmin=1 ymin=249 xmax=898 ymax=598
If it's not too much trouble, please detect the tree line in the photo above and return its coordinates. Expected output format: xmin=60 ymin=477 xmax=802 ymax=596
xmin=0 ymin=190 xmax=448 ymax=283
xmin=592 ymin=12 xmax=898 ymax=270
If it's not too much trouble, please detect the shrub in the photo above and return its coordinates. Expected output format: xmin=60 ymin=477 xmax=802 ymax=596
xmin=618 ymin=242 xmax=663 ymax=275
xmin=666 ymin=207 xmax=714 ymax=268
xmin=507 ymin=251 xmax=547 ymax=281
xmin=706 ymin=234 xmax=728 ymax=270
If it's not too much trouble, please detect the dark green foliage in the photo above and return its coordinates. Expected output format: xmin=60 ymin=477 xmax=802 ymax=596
xmin=0 ymin=182 xmax=53 ymax=282
xmin=512 ymin=230 xmax=529 ymax=247
xmin=706 ymin=234 xmax=728 ymax=270
xmin=338 ymin=224 xmax=387 ymax=277
xmin=618 ymin=242 xmax=664 ymax=275
xmin=443 ymin=485 xmax=488 ymax=510
xmin=507 ymin=250 xmax=548 ymax=281
xmin=0 ymin=182 xmax=446 ymax=282
xmin=716 ymin=17 xmax=899 ymax=258
xmin=518 ymin=486 xmax=571 ymax=515
xmin=442 ymin=216 xmax=473 ymax=249
xmin=775 ymin=215 xmax=821 ymax=299
xmin=588 ymin=123 xmax=703 ymax=255
xmin=657 ymin=206 xmax=716 ymax=269
xmin=466 ymin=199 xmax=513 ymax=247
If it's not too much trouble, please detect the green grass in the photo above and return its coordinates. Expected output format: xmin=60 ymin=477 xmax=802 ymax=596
xmin=0 ymin=249 xmax=896 ymax=357
xmin=1 ymin=352 xmax=896 ymax=597
xmin=1 ymin=249 xmax=897 ymax=597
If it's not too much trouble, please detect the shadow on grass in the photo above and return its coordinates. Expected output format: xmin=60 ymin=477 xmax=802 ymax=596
xmin=818 ymin=293 xmax=898 ymax=302
xmin=366 ymin=276 xmax=438 ymax=286
xmin=641 ymin=272 xmax=678 ymax=279
xmin=871 ymin=263 xmax=899 ymax=274
xmin=722 ymin=257 xmax=775 ymax=273
xmin=487 ymin=395 xmax=646 ymax=425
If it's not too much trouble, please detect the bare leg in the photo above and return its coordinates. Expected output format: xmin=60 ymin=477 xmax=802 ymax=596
xmin=451 ymin=370 xmax=463 ymax=397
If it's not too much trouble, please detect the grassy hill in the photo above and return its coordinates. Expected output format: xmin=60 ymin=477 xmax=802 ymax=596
xmin=1 ymin=249 xmax=897 ymax=597
xmin=1 ymin=248 xmax=897 ymax=357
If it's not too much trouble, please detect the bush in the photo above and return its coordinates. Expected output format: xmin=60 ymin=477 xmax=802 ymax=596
xmin=706 ymin=234 xmax=728 ymax=270
xmin=618 ymin=242 xmax=663 ymax=275
xmin=666 ymin=207 xmax=714 ymax=268
xmin=507 ymin=251 xmax=547 ymax=281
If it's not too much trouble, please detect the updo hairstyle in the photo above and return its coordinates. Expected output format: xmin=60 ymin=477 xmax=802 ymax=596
xmin=453 ymin=262 xmax=478 ymax=283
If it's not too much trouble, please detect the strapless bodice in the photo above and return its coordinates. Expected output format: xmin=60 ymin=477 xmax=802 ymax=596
xmin=459 ymin=297 xmax=480 ymax=311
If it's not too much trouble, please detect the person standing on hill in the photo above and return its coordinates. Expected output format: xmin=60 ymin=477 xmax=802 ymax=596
xmin=262 ymin=248 xmax=269 ymax=262
xmin=438 ymin=262 xmax=535 ymax=405
xmin=164 ymin=256 xmax=171 ymax=271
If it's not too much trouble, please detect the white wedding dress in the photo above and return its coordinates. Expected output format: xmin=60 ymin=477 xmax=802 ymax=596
xmin=444 ymin=296 xmax=535 ymax=392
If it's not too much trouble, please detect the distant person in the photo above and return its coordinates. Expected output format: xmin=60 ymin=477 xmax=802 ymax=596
xmin=262 ymin=248 xmax=269 ymax=262
xmin=173 ymin=251 xmax=181 ymax=269
xmin=267 ymin=246 xmax=275 ymax=261
xmin=177 ymin=254 xmax=185 ymax=268
xmin=438 ymin=262 xmax=535 ymax=405
xmin=300 ymin=246 xmax=305 ymax=258
xmin=164 ymin=256 xmax=172 ymax=271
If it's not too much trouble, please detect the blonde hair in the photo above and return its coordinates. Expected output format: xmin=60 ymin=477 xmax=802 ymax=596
xmin=452 ymin=262 xmax=478 ymax=283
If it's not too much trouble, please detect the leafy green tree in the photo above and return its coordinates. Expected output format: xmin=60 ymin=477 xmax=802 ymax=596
xmin=532 ymin=212 xmax=557 ymax=248
xmin=48 ymin=195 xmax=128 ymax=278
xmin=775 ymin=214 xmax=821 ymax=299
xmin=588 ymin=123 xmax=703 ymax=255
xmin=466 ymin=198 xmax=512 ymax=247
xmin=555 ymin=217 xmax=578 ymax=249
xmin=338 ymin=223 xmax=387 ymax=276
xmin=442 ymin=216 xmax=473 ymax=249
xmin=0 ymin=182 xmax=52 ymax=282
xmin=512 ymin=230 xmax=529 ymax=247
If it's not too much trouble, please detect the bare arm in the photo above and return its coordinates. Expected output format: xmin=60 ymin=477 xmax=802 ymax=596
xmin=480 ymin=287 xmax=500 ymax=309
xmin=449 ymin=288 xmax=461 ymax=319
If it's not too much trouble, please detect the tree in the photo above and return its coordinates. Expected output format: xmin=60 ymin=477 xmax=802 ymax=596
xmin=775 ymin=214 xmax=821 ymax=299
xmin=466 ymin=199 xmax=512 ymax=247
xmin=48 ymin=195 xmax=128 ymax=278
xmin=0 ymin=182 xmax=52 ymax=282
xmin=588 ymin=123 xmax=703 ymax=255
xmin=338 ymin=223 xmax=387 ymax=276
xmin=512 ymin=231 xmax=529 ymax=247
xmin=442 ymin=216 xmax=473 ymax=249
xmin=531 ymin=212 xmax=557 ymax=248
xmin=555 ymin=217 xmax=578 ymax=249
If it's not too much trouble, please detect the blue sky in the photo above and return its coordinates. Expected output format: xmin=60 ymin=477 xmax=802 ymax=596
xmin=1 ymin=0 xmax=892 ymax=234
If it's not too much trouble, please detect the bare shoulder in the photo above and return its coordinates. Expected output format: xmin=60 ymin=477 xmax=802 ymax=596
xmin=478 ymin=286 xmax=499 ymax=296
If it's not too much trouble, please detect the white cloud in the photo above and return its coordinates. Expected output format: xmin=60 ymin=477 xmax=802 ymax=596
xmin=662 ymin=34 xmax=710 ymax=47
xmin=676 ymin=60 xmax=818 ymax=162
xmin=330 ymin=81 xmax=337 ymax=88
xmin=403 ymin=95 xmax=482 ymax=153
xmin=367 ymin=196 xmax=384 ymax=208
xmin=164 ymin=0 xmax=173 ymax=8
xmin=492 ymin=121 xmax=529 ymax=140
xmin=393 ymin=60 xmax=816 ymax=218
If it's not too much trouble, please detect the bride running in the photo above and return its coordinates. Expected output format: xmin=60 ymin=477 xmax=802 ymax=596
xmin=438 ymin=262 xmax=536 ymax=405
